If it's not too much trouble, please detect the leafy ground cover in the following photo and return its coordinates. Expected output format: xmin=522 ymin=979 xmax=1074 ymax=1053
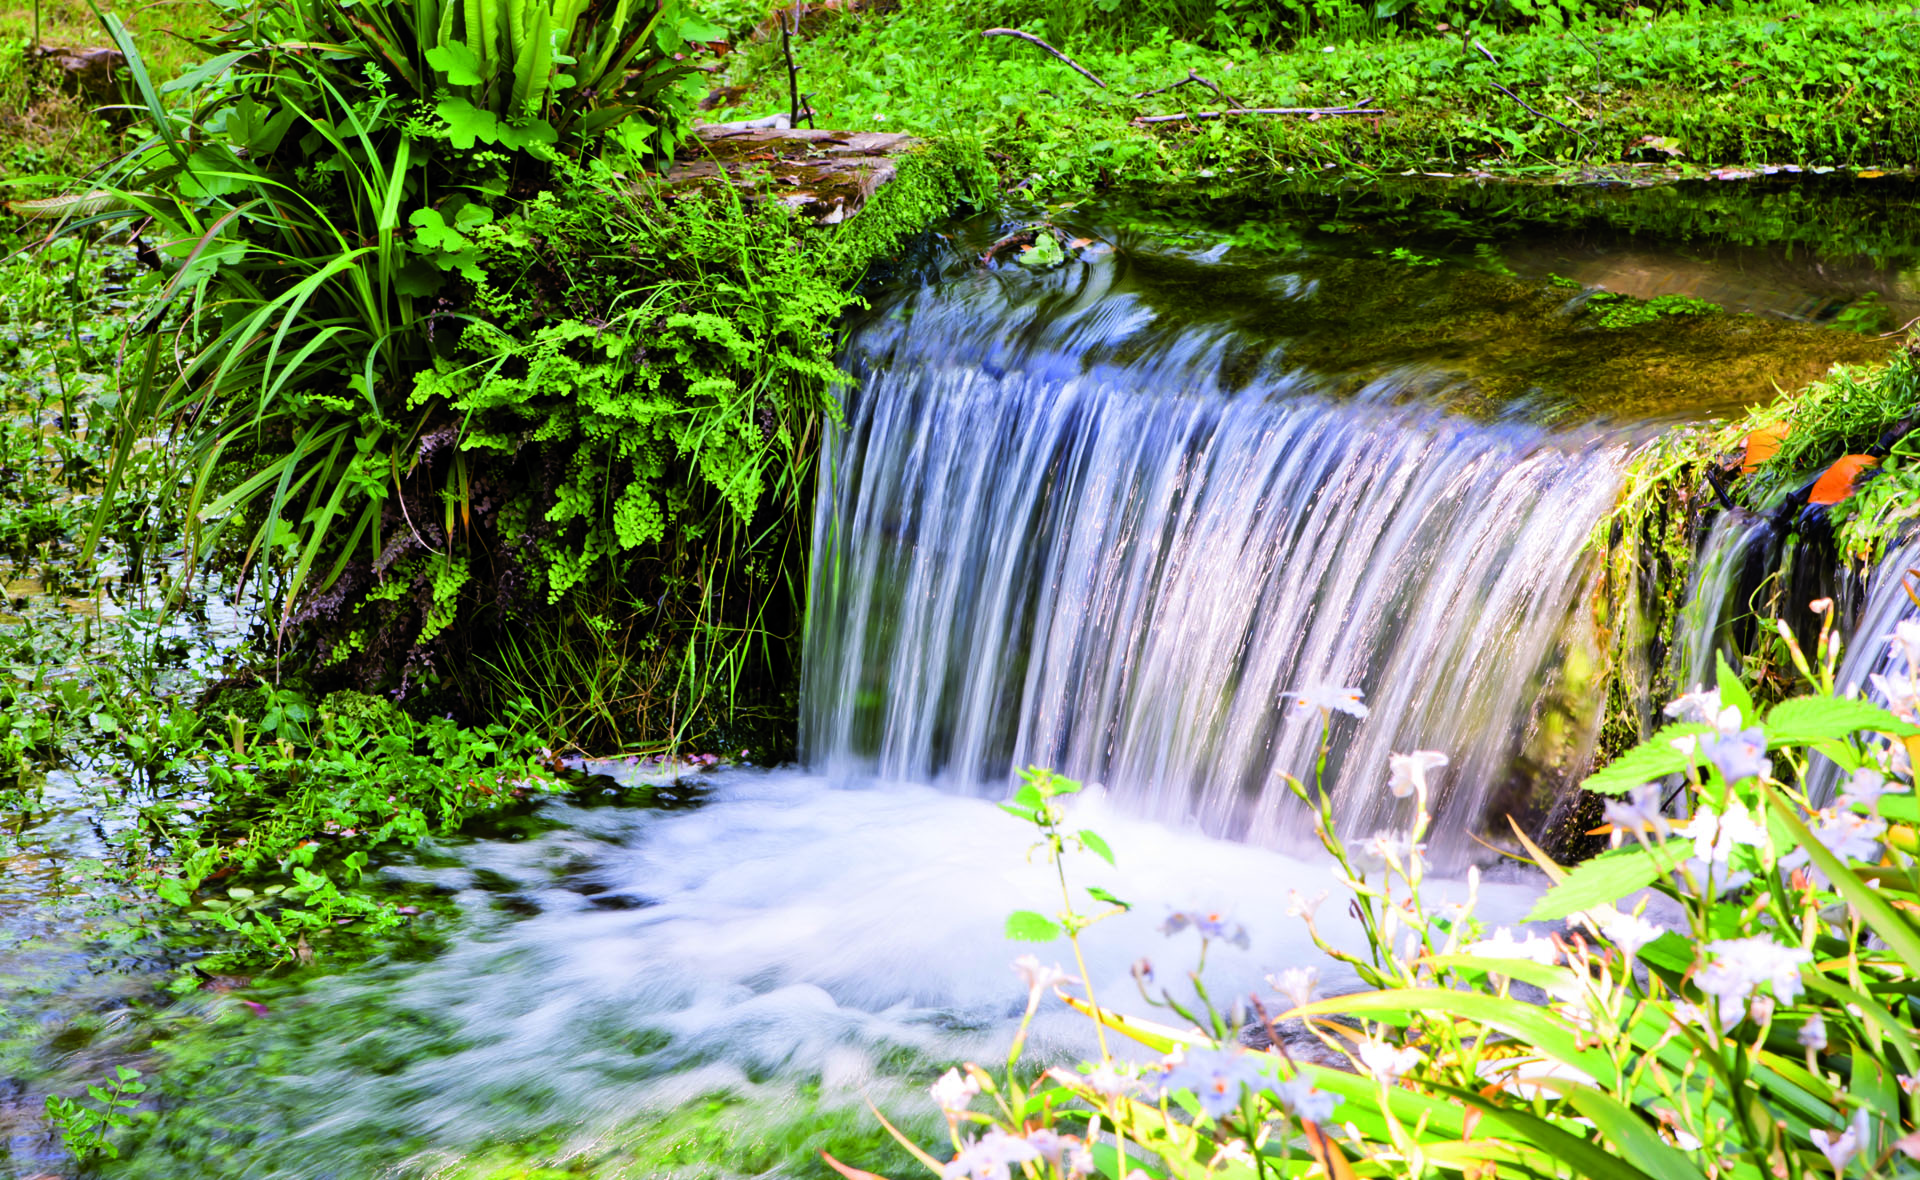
xmin=714 ymin=0 xmax=1920 ymax=192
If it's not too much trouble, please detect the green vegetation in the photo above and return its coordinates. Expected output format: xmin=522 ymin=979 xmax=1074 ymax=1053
xmin=714 ymin=0 xmax=1920 ymax=191
xmin=904 ymin=651 xmax=1920 ymax=1179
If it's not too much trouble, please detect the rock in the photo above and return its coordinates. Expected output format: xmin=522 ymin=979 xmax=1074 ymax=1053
xmin=34 ymin=45 xmax=126 ymax=104
xmin=659 ymin=126 xmax=921 ymax=225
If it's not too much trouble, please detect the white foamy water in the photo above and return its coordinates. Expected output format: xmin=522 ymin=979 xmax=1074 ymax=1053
xmin=182 ymin=765 xmax=1538 ymax=1177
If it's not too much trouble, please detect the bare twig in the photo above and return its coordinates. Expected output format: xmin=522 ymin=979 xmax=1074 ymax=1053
xmin=1490 ymin=81 xmax=1585 ymax=140
xmin=1472 ymin=38 xmax=1498 ymax=65
xmin=1131 ymin=101 xmax=1380 ymax=126
xmin=1134 ymin=68 xmax=1242 ymax=107
xmin=781 ymin=7 xmax=806 ymax=129
xmin=981 ymin=27 xmax=1106 ymax=89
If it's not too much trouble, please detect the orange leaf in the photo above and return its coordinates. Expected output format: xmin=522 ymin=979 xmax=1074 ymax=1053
xmin=1300 ymin=1121 xmax=1361 ymax=1180
xmin=1808 ymin=454 xmax=1878 ymax=505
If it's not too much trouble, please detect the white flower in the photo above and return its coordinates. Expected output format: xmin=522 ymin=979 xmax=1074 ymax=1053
xmin=1012 ymin=955 xmax=1077 ymax=1004
xmin=1672 ymin=999 xmax=1740 ymax=1034
xmin=1286 ymin=889 xmax=1329 ymax=921
xmin=1354 ymin=1037 xmax=1422 ymax=1084
xmin=1578 ymin=906 xmax=1665 ymax=958
xmin=930 ymin=1067 xmax=980 ymax=1115
xmin=1462 ymin=927 xmax=1562 ymax=965
xmin=1364 ymin=831 xmax=1426 ymax=867
xmin=1387 ymin=750 xmax=1448 ymax=798
xmin=1695 ymin=937 xmax=1813 ymax=1010
xmin=1899 ymin=1074 xmax=1920 ymax=1096
xmin=1663 ymin=686 xmax=1723 ymax=725
xmin=1675 ymin=805 xmax=1767 ymax=872
xmin=1268 ymin=966 xmax=1318 ymax=1011
xmin=1601 ymin=784 xmax=1670 ymax=848
xmin=1888 ymin=620 xmax=1920 ymax=670
xmin=1798 ymin=1013 xmax=1827 ymax=1051
xmin=944 ymin=1131 xmax=1040 ymax=1180
xmin=1276 ymin=1074 xmax=1340 ymax=1123
xmin=1283 ymin=685 xmax=1369 ymax=719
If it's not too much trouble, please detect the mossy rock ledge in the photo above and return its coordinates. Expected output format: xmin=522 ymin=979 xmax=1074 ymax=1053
xmin=660 ymin=125 xmax=925 ymax=224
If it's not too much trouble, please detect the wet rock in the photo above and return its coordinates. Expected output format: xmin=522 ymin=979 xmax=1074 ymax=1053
xmin=34 ymin=46 xmax=125 ymax=104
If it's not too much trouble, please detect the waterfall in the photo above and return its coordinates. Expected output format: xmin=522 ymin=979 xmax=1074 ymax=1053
xmin=801 ymin=254 xmax=1646 ymax=856
xmin=1802 ymin=536 xmax=1920 ymax=802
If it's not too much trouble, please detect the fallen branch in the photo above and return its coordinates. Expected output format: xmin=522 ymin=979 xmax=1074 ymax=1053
xmin=1134 ymin=68 xmax=1242 ymax=107
xmin=1130 ymin=101 xmax=1380 ymax=126
xmin=981 ymin=27 xmax=1106 ymax=89
xmin=1490 ymin=81 xmax=1584 ymax=140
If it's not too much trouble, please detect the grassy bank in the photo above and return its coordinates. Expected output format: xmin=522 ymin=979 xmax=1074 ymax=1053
xmin=715 ymin=0 xmax=1920 ymax=191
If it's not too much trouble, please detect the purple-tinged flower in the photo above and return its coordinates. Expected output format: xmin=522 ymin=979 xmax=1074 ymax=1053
xmin=1602 ymin=784 xmax=1671 ymax=848
xmin=1276 ymin=1074 xmax=1340 ymax=1123
xmin=944 ymin=1131 xmax=1041 ymax=1180
xmin=1810 ymin=1110 xmax=1868 ymax=1173
xmin=1663 ymin=685 xmax=1723 ymax=725
xmin=1161 ymin=909 xmax=1251 ymax=950
xmin=1023 ymin=1130 xmax=1093 ymax=1177
xmin=1267 ymin=966 xmax=1318 ymax=1011
xmin=1387 ymin=750 xmax=1448 ymax=799
xmin=1158 ymin=1046 xmax=1267 ymax=1120
xmin=1695 ymin=937 xmax=1813 ymax=1009
xmin=1702 ymin=727 xmax=1769 ymax=783
xmin=1840 ymin=767 xmax=1907 ymax=811
xmin=1780 ymin=809 xmax=1886 ymax=884
xmin=1354 ymin=1038 xmax=1422 ymax=1085
xmin=1283 ymin=685 xmax=1369 ymax=719
xmin=930 ymin=1067 xmax=980 ymax=1116
xmin=1077 ymin=1059 xmax=1139 ymax=1098
xmin=1799 ymin=1013 xmax=1827 ymax=1051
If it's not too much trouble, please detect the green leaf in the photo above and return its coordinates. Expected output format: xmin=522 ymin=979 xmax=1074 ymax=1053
xmin=1005 ymin=910 xmax=1062 ymax=942
xmin=1716 ymin=652 xmax=1757 ymax=727
xmin=1292 ymin=988 xmax=1613 ymax=1079
xmin=1556 ymin=1085 xmax=1707 ymax=1180
xmin=1078 ymin=829 xmax=1115 ymax=865
xmin=1765 ymin=695 xmax=1920 ymax=745
xmin=1430 ymin=1085 xmax=1662 ymax=1180
xmin=425 ymin=41 xmax=484 ymax=85
xmin=1581 ymin=722 xmax=1712 ymax=795
xmin=1524 ymin=846 xmax=1673 ymax=922
xmin=1087 ymin=886 xmax=1130 ymax=909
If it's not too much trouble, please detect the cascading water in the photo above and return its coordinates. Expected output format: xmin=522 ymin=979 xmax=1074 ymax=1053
xmin=804 ymin=238 xmax=1639 ymax=855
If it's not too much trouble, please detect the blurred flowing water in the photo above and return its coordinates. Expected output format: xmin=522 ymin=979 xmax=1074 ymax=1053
xmin=8 ymin=185 xmax=1914 ymax=1177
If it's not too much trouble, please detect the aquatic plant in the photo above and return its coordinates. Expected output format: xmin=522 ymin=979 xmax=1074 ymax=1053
xmin=872 ymin=615 xmax=1920 ymax=1179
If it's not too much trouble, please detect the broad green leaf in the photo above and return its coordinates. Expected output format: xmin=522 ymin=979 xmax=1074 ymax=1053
xmin=1765 ymin=695 xmax=1920 ymax=745
xmin=1078 ymin=829 xmax=1115 ymax=865
xmin=1004 ymin=910 xmax=1061 ymax=942
xmin=1524 ymin=846 xmax=1672 ymax=921
xmin=1555 ymin=1083 xmax=1708 ymax=1180
xmin=1431 ymin=1084 xmax=1661 ymax=1180
xmin=1582 ymin=722 xmax=1712 ymax=795
xmin=1717 ymin=652 xmax=1758 ymax=727
xmin=425 ymin=41 xmax=484 ymax=84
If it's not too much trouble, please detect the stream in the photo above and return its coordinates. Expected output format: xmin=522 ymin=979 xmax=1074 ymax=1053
xmin=5 ymin=177 xmax=1920 ymax=1177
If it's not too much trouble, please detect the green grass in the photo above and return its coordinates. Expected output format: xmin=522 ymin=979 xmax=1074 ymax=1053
xmin=718 ymin=0 xmax=1920 ymax=191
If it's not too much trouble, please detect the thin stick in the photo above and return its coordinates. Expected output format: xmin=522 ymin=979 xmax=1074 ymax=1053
xmin=1490 ymin=80 xmax=1585 ymax=139
xmin=981 ymin=27 xmax=1106 ymax=89
xmin=781 ymin=7 xmax=802 ymax=128
xmin=1131 ymin=102 xmax=1380 ymax=125
xmin=1134 ymin=68 xmax=1242 ymax=107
